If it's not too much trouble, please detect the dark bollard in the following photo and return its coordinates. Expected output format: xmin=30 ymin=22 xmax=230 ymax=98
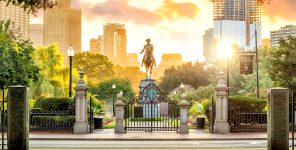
xmin=7 ymin=86 xmax=29 ymax=150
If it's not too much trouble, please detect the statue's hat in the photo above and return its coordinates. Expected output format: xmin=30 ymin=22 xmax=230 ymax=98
xmin=146 ymin=38 xmax=151 ymax=42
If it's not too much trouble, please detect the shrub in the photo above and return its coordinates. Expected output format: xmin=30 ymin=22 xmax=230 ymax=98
xmin=228 ymin=95 xmax=267 ymax=112
xmin=36 ymin=97 xmax=74 ymax=110
xmin=34 ymin=96 xmax=46 ymax=108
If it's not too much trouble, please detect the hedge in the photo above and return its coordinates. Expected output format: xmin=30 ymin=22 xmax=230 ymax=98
xmin=228 ymin=95 xmax=267 ymax=112
xmin=35 ymin=97 xmax=74 ymax=110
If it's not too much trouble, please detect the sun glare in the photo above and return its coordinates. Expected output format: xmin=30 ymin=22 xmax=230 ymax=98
xmin=217 ymin=42 xmax=233 ymax=59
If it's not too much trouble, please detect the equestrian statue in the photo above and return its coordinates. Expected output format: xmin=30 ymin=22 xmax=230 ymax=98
xmin=140 ymin=38 xmax=156 ymax=79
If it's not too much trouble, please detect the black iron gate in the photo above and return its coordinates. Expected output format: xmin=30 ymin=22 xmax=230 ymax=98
xmin=124 ymin=83 xmax=179 ymax=132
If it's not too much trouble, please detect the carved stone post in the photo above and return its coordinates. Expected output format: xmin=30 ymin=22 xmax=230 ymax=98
xmin=214 ymin=71 xmax=230 ymax=134
xmin=179 ymin=93 xmax=189 ymax=134
xmin=115 ymin=92 xmax=125 ymax=134
xmin=7 ymin=86 xmax=29 ymax=150
xmin=74 ymin=69 xmax=89 ymax=134
xmin=267 ymin=88 xmax=289 ymax=150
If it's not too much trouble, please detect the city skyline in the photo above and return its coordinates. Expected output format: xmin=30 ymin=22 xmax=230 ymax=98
xmin=29 ymin=0 xmax=296 ymax=63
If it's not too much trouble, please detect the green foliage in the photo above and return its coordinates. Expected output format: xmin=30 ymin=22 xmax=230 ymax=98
xmin=1 ymin=0 xmax=56 ymax=15
xmin=31 ymin=116 xmax=75 ymax=126
xmin=129 ymin=117 xmax=162 ymax=121
xmin=0 ymin=20 xmax=39 ymax=89
xmin=73 ymin=52 xmax=115 ymax=86
xmin=268 ymin=36 xmax=296 ymax=92
xmin=29 ymin=99 xmax=36 ymax=109
xmin=168 ymin=85 xmax=215 ymax=103
xmin=189 ymin=99 xmax=211 ymax=119
xmin=30 ymin=44 xmax=79 ymax=99
xmin=88 ymin=94 xmax=105 ymax=115
xmin=114 ymin=66 xmax=145 ymax=93
xmin=159 ymin=62 xmax=211 ymax=94
xmin=228 ymin=95 xmax=267 ymax=112
xmin=89 ymin=78 xmax=135 ymax=103
xmin=36 ymin=97 xmax=74 ymax=110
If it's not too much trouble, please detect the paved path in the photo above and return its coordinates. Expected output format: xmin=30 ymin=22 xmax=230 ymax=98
xmin=29 ymin=129 xmax=267 ymax=141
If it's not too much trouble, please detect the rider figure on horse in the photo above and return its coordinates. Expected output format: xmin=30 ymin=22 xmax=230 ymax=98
xmin=140 ymin=38 xmax=156 ymax=78
xmin=140 ymin=38 xmax=156 ymax=67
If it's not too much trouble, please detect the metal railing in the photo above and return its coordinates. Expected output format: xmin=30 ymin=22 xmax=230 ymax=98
xmin=228 ymin=110 xmax=267 ymax=132
xmin=29 ymin=109 xmax=75 ymax=132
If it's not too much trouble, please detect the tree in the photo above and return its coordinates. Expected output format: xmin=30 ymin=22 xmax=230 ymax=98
xmin=0 ymin=0 xmax=56 ymax=15
xmin=114 ymin=66 xmax=146 ymax=93
xmin=0 ymin=20 xmax=39 ymax=89
xmin=268 ymin=36 xmax=296 ymax=92
xmin=73 ymin=52 xmax=115 ymax=86
xmin=30 ymin=43 xmax=71 ymax=98
xmin=89 ymin=78 xmax=135 ymax=103
xmin=159 ymin=62 xmax=211 ymax=94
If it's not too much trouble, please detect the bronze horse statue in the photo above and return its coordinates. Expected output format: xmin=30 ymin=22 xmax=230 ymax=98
xmin=140 ymin=38 xmax=156 ymax=78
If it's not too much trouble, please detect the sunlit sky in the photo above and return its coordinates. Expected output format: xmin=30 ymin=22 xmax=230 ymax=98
xmin=30 ymin=0 xmax=296 ymax=64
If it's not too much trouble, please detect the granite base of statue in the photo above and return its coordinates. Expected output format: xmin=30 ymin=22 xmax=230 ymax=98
xmin=139 ymin=78 xmax=160 ymax=118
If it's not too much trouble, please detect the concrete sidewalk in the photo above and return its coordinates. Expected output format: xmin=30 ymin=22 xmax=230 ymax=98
xmin=29 ymin=129 xmax=268 ymax=141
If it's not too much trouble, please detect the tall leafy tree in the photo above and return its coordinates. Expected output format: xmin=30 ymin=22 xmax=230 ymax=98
xmin=159 ymin=62 xmax=211 ymax=94
xmin=114 ymin=66 xmax=146 ymax=93
xmin=268 ymin=36 xmax=296 ymax=92
xmin=0 ymin=20 xmax=39 ymax=89
xmin=0 ymin=0 xmax=56 ymax=15
xmin=89 ymin=78 xmax=135 ymax=103
xmin=73 ymin=52 xmax=115 ymax=86
xmin=31 ymin=44 xmax=66 ymax=98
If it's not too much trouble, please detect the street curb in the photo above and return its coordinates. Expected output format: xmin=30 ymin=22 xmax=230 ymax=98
xmin=28 ymin=137 xmax=268 ymax=141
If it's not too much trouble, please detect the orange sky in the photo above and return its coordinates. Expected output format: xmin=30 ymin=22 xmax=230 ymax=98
xmin=31 ymin=0 xmax=296 ymax=63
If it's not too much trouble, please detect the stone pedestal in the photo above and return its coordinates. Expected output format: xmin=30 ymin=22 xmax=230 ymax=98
xmin=115 ymin=92 xmax=125 ymax=134
xmin=214 ymin=71 xmax=230 ymax=134
xmin=267 ymin=88 xmax=289 ymax=150
xmin=179 ymin=94 xmax=189 ymax=134
xmin=139 ymin=78 xmax=159 ymax=118
xmin=7 ymin=86 xmax=29 ymax=150
xmin=74 ymin=69 xmax=89 ymax=134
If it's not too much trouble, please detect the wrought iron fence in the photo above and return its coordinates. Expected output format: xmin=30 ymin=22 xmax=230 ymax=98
xmin=228 ymin=110 xmax=267 ymax=132
xmin=29 ymin=109 xmax=75 ymax=132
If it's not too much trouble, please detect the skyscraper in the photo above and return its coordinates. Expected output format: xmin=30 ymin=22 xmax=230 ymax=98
xmin=125 ymin=53 xmax=140 ymax=67
xmin=203 ymin=28 xmax=215 ymax=63
xmin=43 ymin=0 xmax=81 ymax=59
xmin=29 ymin=24 xmax=43 ymax=47
xmin=90 ymin=38 xmax=99 ymax=53
xmin=153 ymin=53 xmax=183 ymax=79
xmin=270 ymin=25 xmax=296 ymax=47
xmin=103 ymin=23 xmax=126 ymax=66
xmin=89 ymin=35 xmax=104 ymax=54
xmin=213 ymin=0 xmax=261 ymax=52
xmin=0 ymin=1 xmax=29 ymax=39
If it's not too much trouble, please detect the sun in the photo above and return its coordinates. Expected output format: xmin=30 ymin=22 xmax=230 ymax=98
xmin=217 ymin=41 xmax=233 ymax=60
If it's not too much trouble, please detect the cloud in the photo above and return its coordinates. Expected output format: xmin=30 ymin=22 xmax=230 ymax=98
xmin=156 ymin=0 xmax=199 ymax=19
xmin=262 ymin=0 xmax=296 ymax=21
xmin=82 ymin=0 xmax=199 ymax=25
xmin=82 ymin=0 xmax=161 ymax=25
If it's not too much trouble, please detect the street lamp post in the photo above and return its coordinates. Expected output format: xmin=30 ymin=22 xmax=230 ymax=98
xmin=68 ymin=46 xmax=74 ymax=97
xmin=112 ymin=84 xmax=116 ymax=116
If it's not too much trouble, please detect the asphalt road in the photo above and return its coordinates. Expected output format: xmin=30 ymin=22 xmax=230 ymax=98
xmin=29 ymin=140 xmax=267 ymax=149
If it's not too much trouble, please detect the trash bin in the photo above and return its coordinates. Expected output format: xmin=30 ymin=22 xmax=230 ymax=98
xmin=196 ymin=116 xmax=205 ymax=129
xmin=94 ymin=116 xmax=104 ymax=129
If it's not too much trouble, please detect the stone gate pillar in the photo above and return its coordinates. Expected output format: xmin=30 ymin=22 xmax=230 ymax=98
xmin=115 ymin=92 xmax=125 ymax=134
xmin=267 ymin=88 xmax=289 ymax=150
xmin=179 ymin=93 xmax=189 ymax=134
xmin=7 ymin=86 xmax=29 ymax=150
xmin=214 ymin=71 xmax=230 ymax=134
xmin=74 ymin=69 xmax=89 ymax=134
